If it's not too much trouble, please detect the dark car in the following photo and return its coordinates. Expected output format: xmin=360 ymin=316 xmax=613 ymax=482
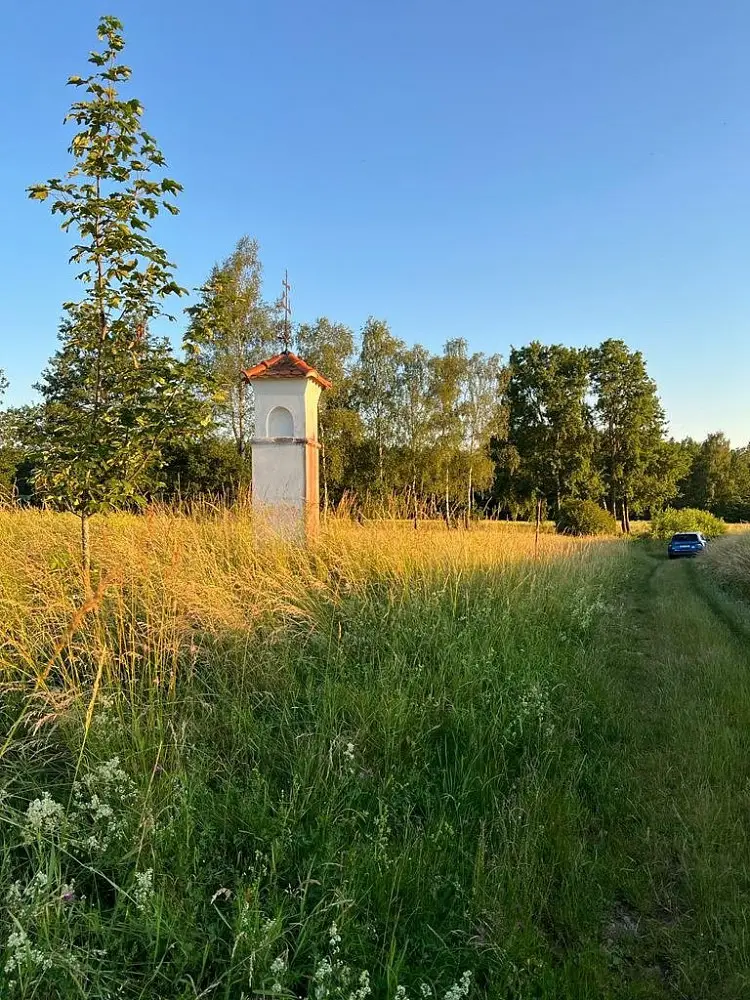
xmin=667 ymin=532 xmax=708 ymax=559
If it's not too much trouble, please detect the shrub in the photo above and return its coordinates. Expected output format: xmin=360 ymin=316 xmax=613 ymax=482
xmin=650 ymin=507 xmax=728 ymax=539
xmin=556 ymin=499 xmax=618 ymax=536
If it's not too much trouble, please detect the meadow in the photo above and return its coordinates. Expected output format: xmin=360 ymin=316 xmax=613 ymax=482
xmin=700 ymin=528 xmax=750 ymax=603
xmin=1 ymin=511 xmax=749 ymax=999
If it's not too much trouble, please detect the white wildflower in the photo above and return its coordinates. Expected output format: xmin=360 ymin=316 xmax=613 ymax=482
xmin=25 ymin=870 xmax=50 ymax=900
xmin=23 ymin=793 xmax=64 ymax=840
xmin=261 ymin=916 xmax=276 ymax=938
xmin=329 ymin=921 xmax=342 ymax=953
xmin=349 ymin=969 xmax=371 ymax=1000
xmin=330 ymin=738 xmax=358 ymax=775
xmin=132 ymin=869 xmax=154 ymax=911
xmin=314 ymin=955 xmax=334 ymax=998
xmin=271 ymin=954 xmax=287 ymax=992
xmin=4 ymin=928 xmax=52 ymax=974
xmin=443 ymin=971 xmax=471 ymax=1000
xmin=6 ymin=881 xmax=23 ymax=906
xmin=71 ymin=757 xmax=136 ymax=852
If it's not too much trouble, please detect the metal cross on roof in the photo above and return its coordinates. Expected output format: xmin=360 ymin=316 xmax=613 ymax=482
xmin=280 ymin=270 xmax=292 ymax=351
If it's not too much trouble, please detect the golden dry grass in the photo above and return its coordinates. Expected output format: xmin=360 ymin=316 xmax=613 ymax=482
xmin=0 ymin=507 xmax=610 ymax=695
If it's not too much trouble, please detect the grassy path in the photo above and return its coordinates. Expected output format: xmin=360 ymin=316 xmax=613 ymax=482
xmin=598 ymin=542 xmax=750 ymax=998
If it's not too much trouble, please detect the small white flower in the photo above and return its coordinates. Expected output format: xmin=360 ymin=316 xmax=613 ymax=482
xmin=349 ymin=969 xmax=371 ymax=1000
xmin=443 ymin=971 xmax=471 ymax=1000
xmin=132 ymin=869 xmax=154 ymax=911
xmin=4 ymin=928 xmax=52 ymax=974
xmin=270 ymin=954 xmax=287 ymax=992
xmin=329 ymin=922 xmax=342 ymax=952
xmin=23 ymin=793 xmax=64 ymax=840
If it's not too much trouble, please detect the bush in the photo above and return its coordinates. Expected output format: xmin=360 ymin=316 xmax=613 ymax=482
xmin=650 ymin=507 xmax=727 ymax=539
xmin=556 ymin=499 xmax=618 ymax=536
xmin=160 ymin=437 xmax=250 ymax=500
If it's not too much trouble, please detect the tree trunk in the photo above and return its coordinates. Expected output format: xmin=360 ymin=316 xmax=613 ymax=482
xmin=623 ymin=496 xmax=631 ymax=534
xmin=534 ymin=496 xmax=542 ymax=561
xmin=466 ymin=465 xmax=473 ymax=530
xmin=237 ymin=381 xmax=246 ymax=458
xmin=81 ymin=512 xmax=91 ymax=594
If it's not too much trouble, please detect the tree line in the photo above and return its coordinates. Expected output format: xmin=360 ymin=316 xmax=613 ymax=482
xmin=1 ymin=15 xmax=748 ymax=568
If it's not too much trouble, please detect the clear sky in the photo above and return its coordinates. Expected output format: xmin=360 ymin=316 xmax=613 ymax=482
xmin=1 ymin=0 xmax=748 ymax=443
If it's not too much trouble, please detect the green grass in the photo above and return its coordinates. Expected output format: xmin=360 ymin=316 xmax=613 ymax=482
xmin=2 ymin=515 xmax=750 ymax=998
xmin=588 ymin=542 xmax=750 ymax=998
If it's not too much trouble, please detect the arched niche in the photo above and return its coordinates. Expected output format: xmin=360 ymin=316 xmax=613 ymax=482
xmin=267 ymin=405 xmax=294 ymax=438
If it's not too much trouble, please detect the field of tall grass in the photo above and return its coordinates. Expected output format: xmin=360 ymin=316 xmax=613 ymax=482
xmin=700 ymin=530 xmax=750 ymax=603
xmin=0 ymin=510 xmax=636 ymax=999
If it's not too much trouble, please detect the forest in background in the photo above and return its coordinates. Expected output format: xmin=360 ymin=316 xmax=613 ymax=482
xmin=2 ymin=234 xmax=748 ymax=528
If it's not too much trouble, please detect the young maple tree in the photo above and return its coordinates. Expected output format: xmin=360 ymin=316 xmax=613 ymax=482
xmin=29 ymin=15 xmax=189 ymax=581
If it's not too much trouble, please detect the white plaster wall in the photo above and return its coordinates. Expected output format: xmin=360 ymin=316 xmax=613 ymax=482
xmin=250 ymin=375 xmax=323 ymax=537
xmin=252 ymin=443 xmax=303 ymax=505
xmin=253 ymin=378 xmax=322 ymax=441
xmin=254 ymin=380 xmax=305 ymax=440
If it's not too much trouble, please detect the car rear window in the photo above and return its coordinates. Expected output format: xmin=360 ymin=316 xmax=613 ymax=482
xmin=672 ymin=533 xmax=700 ymax=542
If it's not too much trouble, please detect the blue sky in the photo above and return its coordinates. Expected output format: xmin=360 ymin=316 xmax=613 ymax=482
xmin=1 ymin=0 xmax=748 ymax=443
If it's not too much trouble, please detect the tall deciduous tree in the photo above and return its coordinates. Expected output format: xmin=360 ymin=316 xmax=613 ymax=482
xmin=429 ymin=339 xmax=470 ymax=521
xmin=679 ymin=432 xmax=749 ymax=517
xmin=29 ymin=15 xmax=188 ymax=580
xmin=354 ymin=318 xmax=404 ymax=489
xmin=459 ymin=350 xmax=507 ymax=519
xmin=185 ymin=236 xmax=276 ymax=457
xmin=397 ymin=344 xmax=435 ymax=498
xmin=0 ymin=405 xmax=44 ymax=501
xmin=500 ymin=343 xmax=596 ymax=516
xmin=590 ymin=339 xmax=665 ymax=532
xmin=296 ymin=317 xmax=359 ymax=508
xmin=630 ymin=437 xmax=692 ymax=515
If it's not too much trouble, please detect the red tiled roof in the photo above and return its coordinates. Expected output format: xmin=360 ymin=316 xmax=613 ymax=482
xmin=241 ymin=351 xmax=332 ymax=389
